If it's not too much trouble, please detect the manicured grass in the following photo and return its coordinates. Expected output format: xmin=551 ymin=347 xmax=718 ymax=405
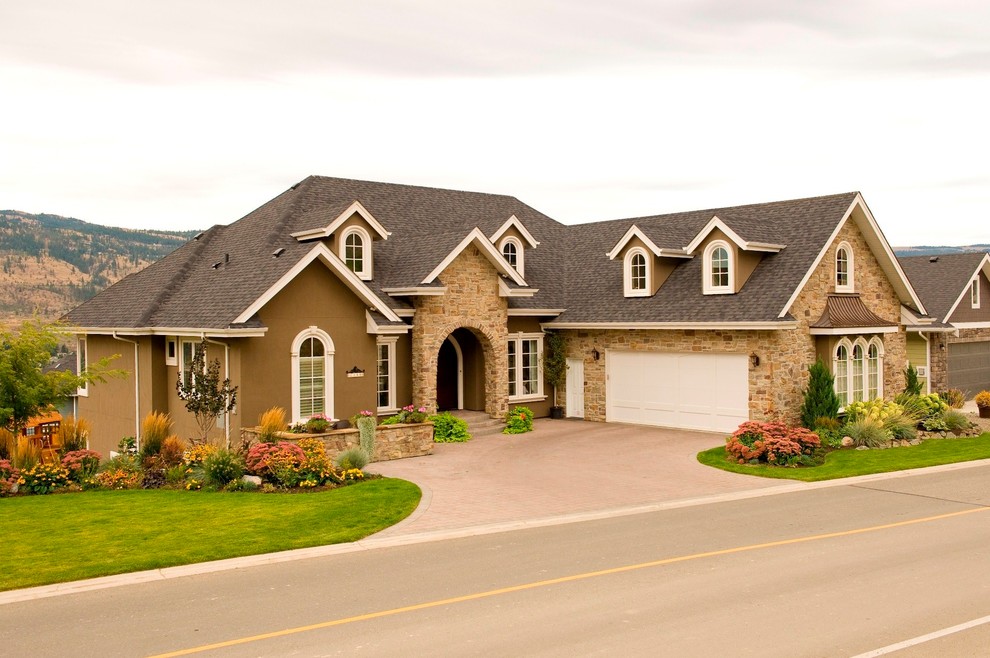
xmin=698 ymin=433 xmax=990 ymax=482
xmin=0 ymin=478 xmax=420 ymax=592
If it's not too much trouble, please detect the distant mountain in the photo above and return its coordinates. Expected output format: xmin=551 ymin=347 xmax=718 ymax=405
xmin=0 ymin=210 xmax=199 ymax=325
xmin=894 ymin=244 xmax=990 ymax=257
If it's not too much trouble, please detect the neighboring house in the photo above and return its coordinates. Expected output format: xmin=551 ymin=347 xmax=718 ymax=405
xmin=64 ymin=176 xmax=927 ymax=455
xmin=43 ymin=352 xmax=78 ymax=421
xmin=899 ymin=252 xmax=990 ymax=396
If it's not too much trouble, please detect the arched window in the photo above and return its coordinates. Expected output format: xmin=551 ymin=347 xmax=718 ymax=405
xmin=851 ymin=343 xmax=864 ymax=403
xmin=835 ymin=242 xmax=854 ymax=292
xmin=704 ymin=241 xmax=733 ymax=294
xmin=499 ymin=236 xmax=524 ymax=276
xmin=340 ymin=226 xmax=371 ymax=280
xmin=291 ymin=327 xmax=334 ymax=423
xmin=867 ymin=339 xmax=883 ymax=399
xmin=834 ymin=337 xmax=884 ymax=407
xmin=624 ymin=247 xmax=650 ymax=297
xmin=834 ymin=342 xmax=849 ymax=407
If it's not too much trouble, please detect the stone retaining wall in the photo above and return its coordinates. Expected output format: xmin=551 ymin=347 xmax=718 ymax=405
xmin=239 ymin=422 xmax=434 ymax=462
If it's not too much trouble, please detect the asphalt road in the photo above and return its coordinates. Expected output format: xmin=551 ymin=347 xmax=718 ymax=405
xmin=4 ymin=464 xmax=990 ymax=657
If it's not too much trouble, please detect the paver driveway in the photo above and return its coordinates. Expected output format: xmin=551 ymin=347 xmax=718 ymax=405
xmin=370 ymin=418 xmax=791 ymax=536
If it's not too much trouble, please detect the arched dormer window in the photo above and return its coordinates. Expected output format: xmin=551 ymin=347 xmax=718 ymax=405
xmin=500 ymin=236 xmax=524 ymax=277
xmin=340 ymin=226 xmax=372 ymax=280
xmin=624 ymin=247 xmax=650 ymax=297
xmin=291 ymin=327 xmax=335 ymax=423
xmin=835 ymin=242 xmax=854 ymax=292
xmin=703 ymin=241 xmax=733 ymax=294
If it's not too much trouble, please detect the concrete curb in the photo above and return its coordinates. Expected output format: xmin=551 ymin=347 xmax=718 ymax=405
xmin=3 ymin=456 xmax=989 ymax=607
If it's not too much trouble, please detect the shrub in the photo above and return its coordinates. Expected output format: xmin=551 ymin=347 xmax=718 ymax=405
xmin=382 ymin=404 xmax=429 ymax=425
xmin=57 ymin=417 xmax=91 ymax=453
xmin=140 ymin=411 xmax=172 ymax=457
xmin=335 ymin=447 xmax=369 ymax=471
xmin=0 ymin=458 xmax=20 ymax=496
xmin=916 ymin=394 xmax=950 ymax=420
xmin=941 ymin=389 xmax=966 ymax=409
xmin=296 ymin=438 xmax=342 ymax=486
xmin=202 ymin=449 xmax=245 ymax=487
xmin=431 ymin=412 xmax=471 ymax=443
xmin=13 ymin=437 xmax=40 ymax=470
xmin=18 ymin=462 xmax=71 ymax=494
xmin=61 ymin=449 xmax=101 ymax=482
xmin=883 ymin=413 xmax=918 ymax=441
xmin=922 ymin=415 xmax=949 ymax=431
xmin=812 ymin=417 xmax=844 ymax=449
xmin=159 ymin=436 xmax=186 ymax=467
xmin=245 ymin=441 xmax=305 ymax=487
xmin=943 ymin=409 xmax=970 ymax=433
xmin=379 ymin=414 xmax=402 ymax=426
xmin=893 ymin=393 xmax=929 ymax=423
xmin=724 ymin=421 xmax=821 ymax=465
xmin=503 ymin=406 xmax=534 ymax=434
xmin=165 ymin=464 xmax=192 ymax=485
xmin=976 ymin=390 xmax=990 ymax=409
xmin=117 ymin=436 xmax=137 ymax=455
xmin=96 ymin=468 xmax=143 ymax=490
xmin=800 ymin=360 xmax=840 ymax=428
xmin=257 ymin=407 xmax=287 ymax=443
xmin=844 ymin=399 xmax=904 ymax=424
xmin=903 ymin=364 xmax=923 ymax=396
xmin=844 ymin=418 xmax=891 ymax=448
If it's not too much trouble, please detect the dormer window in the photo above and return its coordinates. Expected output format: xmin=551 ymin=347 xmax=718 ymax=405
xmin=703 ymin=241 xmax=733 ymax=294
xmin=835 ymin=242 xmax=854 ymax=292
xmin=972 ymin=278 xmax=981 ymax=309
xmin=499 ymin=236 xmax=524 ymax=276
xmin=340 ymin=226 xmax=372 ymax=280
xmin=624 ymin=248 xmax=650 ymax=297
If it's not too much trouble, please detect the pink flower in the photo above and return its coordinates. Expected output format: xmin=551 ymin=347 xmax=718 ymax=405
xmin=418 ymin=406 xmax=427 ymax=413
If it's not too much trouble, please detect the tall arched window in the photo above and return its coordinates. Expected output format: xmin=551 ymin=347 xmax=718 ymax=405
xmin=499 ymin=236 xmax=523 ymax=276
xmin=704 ymin=241 xmax=733 ymax=294
xmin=851 ymin=343 xmax=864 ymax=403
xmin=834 ymin=342 xmax=849 ymax=407
xmin=835 ymin=242 xmax=854 ymax=292
xmin=624 ymin=247 xmax=650 ymax=297
xmin=834 ymin=337 xmax=884 ymax=407
xmin=867 ymin=341 xmax=881 ymax=399
xmin=340 ymin=226 xmax=371 ymax=280
xmin=291 ymin=327 xmax=334 ymax=423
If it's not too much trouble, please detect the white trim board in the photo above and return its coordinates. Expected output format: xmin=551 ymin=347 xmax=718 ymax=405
xmin=489 ymin=214 xmax=539 ymax=248
xmin=422 ymin=227 xmax=527 ymax=286
xmin=683 ymin=215 xmax=784 ymax=254
xmin=290 ymin=200 xmax=391 ymax=241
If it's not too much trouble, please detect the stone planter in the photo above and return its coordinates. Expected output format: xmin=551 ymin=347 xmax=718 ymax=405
xmin=979 ymin=405 xmax=990 ymax=419
xmin=240 ymin=422 xmax=434 ymax=462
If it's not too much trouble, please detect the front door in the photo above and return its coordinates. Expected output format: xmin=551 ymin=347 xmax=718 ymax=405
xmin=566 ymin=357 xmax=584 ymax=418
xmin=437 ymin=339 xmax=459 ymax=410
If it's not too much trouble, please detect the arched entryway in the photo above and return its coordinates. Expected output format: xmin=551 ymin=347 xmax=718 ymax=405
xmin=436 ymin=328 xmax=486 ymax=411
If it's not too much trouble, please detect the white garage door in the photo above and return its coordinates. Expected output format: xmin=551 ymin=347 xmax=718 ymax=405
xmin=606 ymin=351 xmax=749 ymax=433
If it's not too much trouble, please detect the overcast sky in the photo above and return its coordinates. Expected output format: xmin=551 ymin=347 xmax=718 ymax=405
xmin=2 ymin=1 xmax=988 ymax=246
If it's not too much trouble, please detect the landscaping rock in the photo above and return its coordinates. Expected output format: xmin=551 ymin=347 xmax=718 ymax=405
xmin=841 ymin=436 xmax=854 ymax=447
xmin=909 ymin=439 xmax=921 ymax=446
xmin=899 ymin=440 xmax=911 ymax=447
xmin=242 ymin=475 xmax=262 ymax=486
xmin=855 ymin=446 xmax=869 ymax=450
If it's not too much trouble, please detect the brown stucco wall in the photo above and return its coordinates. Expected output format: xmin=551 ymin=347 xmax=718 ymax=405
xmin=77 ymin=335 xmax=136 ymax=456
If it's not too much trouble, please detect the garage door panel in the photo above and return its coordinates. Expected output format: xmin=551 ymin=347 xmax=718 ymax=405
xmin=606 ymin=351 xmax=749 ymax=433
xmin=948 ymin=341 xmax=990 ymax=396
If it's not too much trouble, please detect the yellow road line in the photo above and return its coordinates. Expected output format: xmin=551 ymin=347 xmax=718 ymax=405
xmin=150 ymin=505 xmax=989 ymax=657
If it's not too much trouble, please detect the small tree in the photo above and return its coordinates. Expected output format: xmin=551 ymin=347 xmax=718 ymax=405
xmin=0 ymin=320 xmax=122 ymax=434
xmin=800 ymin=359 xmax=840 ymax=429
xmin=176 ymin=340 xmax=238 ymax=444
xmin=903 ymin=364 xmax=923 ymax=396
xmin=542 ymin=331 xmax=567 ymax=409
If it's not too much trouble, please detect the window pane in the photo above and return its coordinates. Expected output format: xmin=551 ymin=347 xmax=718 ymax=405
xmin=377 ymin=343 xmax=390 ymax=409
xmin=299 ymin=353 xmax=324 ymax=417
xmin=522 ymin=339 xmax=538 ymax=395
xmin=345 ymin=233 xmax=364 ymax=272
xmin=867 ymin=344 xmax=880 ymax=399
xmin=712 ymin=247 xmax=729 ymax=287
xmin=835 ymin=345 xmax=848 ymax=407
xmin=507 ymin=340 xmax=516 ymax=397
xmin=852 ymin=345 xmax=864 ymax=402
xmin=631 ymin=253 xmax=646 ymax=290
xmin=503 ymin=242 xmax=517 ymax=268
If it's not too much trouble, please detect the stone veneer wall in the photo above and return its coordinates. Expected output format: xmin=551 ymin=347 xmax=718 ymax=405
xmin=412 ymin=246 xmax=509 ymax=418
xmin=927 ymin=332 xmax=949 ymax=394
xmin=557 ymin=217 xmax=909 ymax=426
xmin=240 ymin=423 xmax=434 ymax=462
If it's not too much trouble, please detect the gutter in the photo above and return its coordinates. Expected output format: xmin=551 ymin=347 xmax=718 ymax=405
xmin=111 ymin=332 xmax=141 ymax=450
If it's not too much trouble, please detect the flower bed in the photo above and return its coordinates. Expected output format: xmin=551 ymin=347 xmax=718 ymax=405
xmin=239 ymin=422 xmax=434 ymax=462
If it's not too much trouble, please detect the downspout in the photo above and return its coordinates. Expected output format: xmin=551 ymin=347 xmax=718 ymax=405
xmin=203 ymin=335 xmax=232 ymax=449
xmin=112 ymin=332 xmax=141 ymax=451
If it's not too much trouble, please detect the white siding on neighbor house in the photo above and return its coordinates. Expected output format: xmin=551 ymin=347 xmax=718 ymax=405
xmin=606 ymin=351 xmax=749 ymax=433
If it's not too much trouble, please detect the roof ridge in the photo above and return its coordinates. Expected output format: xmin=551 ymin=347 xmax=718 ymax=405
xmin=265 ymin=176 xmax=314 ymax=249
xmin=308 ymin=174 xmax=523 ymax=204
xmin=137 ymin=226 xmax=222 ymax=326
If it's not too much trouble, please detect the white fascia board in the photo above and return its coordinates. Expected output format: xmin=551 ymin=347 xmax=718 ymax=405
xmin=943 ymin=252 xmax=990 ymax=322
xmin=234 ymin=243 xmax=401 ymax=324
xmin=808 ymin=326 xmax=900 ymax=336
xmin=508 ymin=308 xmax=566 ymax=317
xmin=290 ymin=200 xmax=391 ymax=242
xmin=490 ymin=215 xmax=539 ymax=248
xmin=394 ymin=308 xmax=416 ymax=318
xmin=905 ymin=325 xmax=956 ymax=333
xmin=947 ymin=321 xmax=990 ymax=329
xmin=382 ymin=286 xmax=448 ymax=296
xmin=542 ymin=321 xmax=798 ymax=331
xmin=422 ymin=227 xmax=527 ymax=286
xmin=901 ymin=305 xmax=935 ymax=326
xmin=498 ymin=277 xmax=538 ymax=297
xmin=70 ymin=326 xmax=269 ymax=338
xmin=684 ymin=215 xmax=783 ymax=254
xmin=366 ymin=310 xmax=411 ymax=335
xmin=606 ymin=225 xmax=664 ymax=260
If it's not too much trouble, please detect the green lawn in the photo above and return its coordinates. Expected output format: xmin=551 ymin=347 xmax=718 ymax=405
xmin=1 ymin=478 xmax=420 ymax=591
xmin=698 ymin=433 xmax=990 ymax=482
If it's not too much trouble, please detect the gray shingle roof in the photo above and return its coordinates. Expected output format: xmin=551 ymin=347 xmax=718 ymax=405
xmin=65 ymin=177 xmax=862 ymax=330
xmin=899 ymin=252 xmax=989 ymax=323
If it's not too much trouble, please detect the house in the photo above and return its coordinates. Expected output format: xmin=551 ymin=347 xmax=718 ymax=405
xmin=899 ymin=252 xmax=990 ymax=396
xmin=64 ymin=176 xmax=927 ymax=455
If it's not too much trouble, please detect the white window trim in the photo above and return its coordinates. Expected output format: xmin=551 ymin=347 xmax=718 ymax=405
xmin=972 ymin=277 xmax=981 ymax=309
xmin=76 ymin=336 xmax=88 ymax=397
xmin=291 ymin=327 xmax=335 ymax=424
xmin=499 ymin=235 xmax=525 ymax=277
xmin=340 ymin=225 xmax=372 ymax=281
xmin=834 ymin=336 xmax=884 ymax=408
xmin=165 ymin=337 xmax=178 ymax=367
xmin=376 ymin=336 xmax=398 ymax=414
xmin=508 ymin=332 xmax=545 ymax=402
xmin=835 ymin=241 xmax=854 ymax=293
xmin=623 ymin=247 xmax=651 ymax=297
xmin=703 ymin=240 xmax=734 ymax=295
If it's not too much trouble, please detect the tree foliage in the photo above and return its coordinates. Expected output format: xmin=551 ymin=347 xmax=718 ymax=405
xmin=800 ymin=359 xmax=840 ymax=429
xmin=542 ymin=331 xmax=567 ymax=407
xmin=903 ymin=364 xmax=923 ymax=396
xmin=0 ymin=320 xmax=122 ymax=432
xmin=175 ymin=340 xmax=238 ymax=443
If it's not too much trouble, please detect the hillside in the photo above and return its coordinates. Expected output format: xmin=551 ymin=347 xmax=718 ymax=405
xmin=0 ymin=210 xmax=199 ymax=325
xmin=894 ymin=244 xmax=990 ymax=257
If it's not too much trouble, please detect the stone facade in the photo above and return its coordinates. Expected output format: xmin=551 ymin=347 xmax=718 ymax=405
xmin=411 ymin=246 xmax=509 ymax=417
xmin=240 ymin=422 xmax=434 ymax=462
xmin=927 ymin=332 xmax=950 ymax=393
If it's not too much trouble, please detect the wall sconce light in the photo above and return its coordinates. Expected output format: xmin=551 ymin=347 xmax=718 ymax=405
xmin=750 ymin=353 xmax=760 ymax=367
xmin=592 ymin=348 xmax=600 ymax=361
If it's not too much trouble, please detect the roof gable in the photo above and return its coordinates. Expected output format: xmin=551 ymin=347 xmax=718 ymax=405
xmin=683 ymin=215 xmax=785 ymax=254
xmin=490 ymin=214 xmax=539 ymax=248
xmin=606 ymin=224 xmax=691 ymax=261
xmin=421 ymin=227 xmax=528 ymax=286
xmin=290 ymin=200 xmax=390 ymax=242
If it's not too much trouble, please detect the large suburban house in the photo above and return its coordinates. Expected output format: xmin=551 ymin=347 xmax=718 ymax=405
xmin=65 ymin=176 xmax=930 ymax=455
xmin=899 ymin=252 xmax=990 ymax=395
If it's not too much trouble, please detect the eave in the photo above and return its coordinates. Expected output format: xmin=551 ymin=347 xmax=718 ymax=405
xmin=290 ymin=200 xmax=391 ymax=242
xmin=684 ymin=215 xmax=785 ymax=254
xmin=68 ymin=326 xmax=269 ymax=338
xmin=541 ymin=321 xmax=798 ymax=331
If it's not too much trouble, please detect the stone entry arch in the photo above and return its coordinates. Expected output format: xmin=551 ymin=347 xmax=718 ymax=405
xmin=414 ymin=322 xmax=507 ymax=418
